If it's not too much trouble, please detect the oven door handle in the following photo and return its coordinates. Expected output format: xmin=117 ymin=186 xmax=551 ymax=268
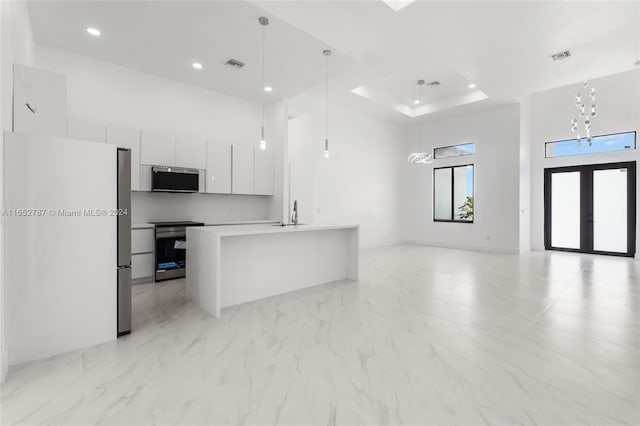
xmin=156 ymin=231 xmax=186 ymax=239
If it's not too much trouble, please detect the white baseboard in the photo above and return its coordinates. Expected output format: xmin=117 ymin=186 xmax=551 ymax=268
xmin=400 ymin=239 xmax=520 ymax=255
xmin=1 ymin=349 xmax=8 ymax=383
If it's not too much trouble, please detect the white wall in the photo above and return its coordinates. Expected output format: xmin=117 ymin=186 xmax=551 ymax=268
xmin=266 ymin=100 xmax=289 ymax=223
xmin=32 ymin=44 xmax=283 ymax=224
xmin=399 ymin=104 xmax=521 ymax=253
xmin=287 ymin=94 xmax=404 ymax=248
xmin=519 ymin=97 xmax=532 ymax=253
xmin=528 ymin=69 xmax=640 ymax=256
xmin=288 ymin=114 xmax=316 ymax=224
xmin=0 ymin=0 xmax=35 ymax=381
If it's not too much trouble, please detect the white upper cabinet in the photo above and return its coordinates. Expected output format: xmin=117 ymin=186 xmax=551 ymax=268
xmin=206 ymin=143 xmax=232 ymax=194
xmin=68 ymin=118 xmax=106 ymax=143
xmin=139 ymin=165 xmax=153 ymax=192
xmin=231 ymin=145 xmax=254 ymax=195
xmin=254 ymin=149 xmax=274 ymax=195
xmin=175 ymin=135 xmax=206 ymax=169
xmin=140 ymin=130 xmax=176 ymax=166
xmin=106 ymin=125 xmax=141 ymax=191
xmin=13 ymin=64 xmax=68 ymax=137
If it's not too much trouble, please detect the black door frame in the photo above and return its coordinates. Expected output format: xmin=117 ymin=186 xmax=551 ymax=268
xmin=544 ymin=161 xmax=636 ymax=257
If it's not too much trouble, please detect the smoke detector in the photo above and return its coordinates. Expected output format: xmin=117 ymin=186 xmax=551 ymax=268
xmin=225 ymin=58 xmax=245 ymax=69
xmin=551 ymin=50 xmax=572 ymax=61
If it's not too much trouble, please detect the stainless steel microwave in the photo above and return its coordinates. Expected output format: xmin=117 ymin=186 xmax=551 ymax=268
xmin=151 ymin=166 xmax=199 ymax=193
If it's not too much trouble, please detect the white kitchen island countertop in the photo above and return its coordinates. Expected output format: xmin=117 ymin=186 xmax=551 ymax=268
xmin=187 ymin=224 xmax=359 ymax=317
xmin=195 ymin=223 xmax=359 ymax=236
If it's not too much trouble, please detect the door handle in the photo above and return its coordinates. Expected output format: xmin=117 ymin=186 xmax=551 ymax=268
xmin=25 ymin=103 xmax=37 ymax=113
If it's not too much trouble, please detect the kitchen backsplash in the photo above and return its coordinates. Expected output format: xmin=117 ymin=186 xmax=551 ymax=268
xmin=131 ymin=191 xmax=271 ymax=224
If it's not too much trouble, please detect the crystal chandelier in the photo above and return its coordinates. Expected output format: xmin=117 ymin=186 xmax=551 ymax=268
xmin=571 ymin=81 xmax=597 ymax=146
xmin=407 ymin=79 xmax=434 ymax=164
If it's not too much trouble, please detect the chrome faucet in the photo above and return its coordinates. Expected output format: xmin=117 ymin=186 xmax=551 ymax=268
xmin=291 ymin=200 xmax=298 ymax=225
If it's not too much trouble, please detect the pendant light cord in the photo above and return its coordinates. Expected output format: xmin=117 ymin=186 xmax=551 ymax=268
xmin=325 ymin=52 xmax=329 ymax=142
xmin=323 ymin=49 xmax=331 ymax=156
xmin=262 ymin=22 xmax=265 ymax=130
xmin=417 ymin=80 xmax=422 ymax=148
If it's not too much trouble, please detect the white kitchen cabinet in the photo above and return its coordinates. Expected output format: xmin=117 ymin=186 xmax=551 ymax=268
xmin=232 ymin=145 xmax=254 ymax=195
xmin=13 ymin=64 xmax=68 ymax=137
xmin=141 ymin=130 xmax=176 ymax=166
xmin=106 ymin=125 xmax=141 ymax=191
xmin=132 ymin=253 xmax=154 ymax=280
xmin=139 ymin=165 xmax=153 ymax=191
xmin=254 ymin=149 xmax=274 ymax=195
xmin=206 ymin=143 xmax=232 ymax=194
xmin=198 ymin=170 xmax=206 ymax=193
xmin=176 ymin=135 xmax=206 ymax=169
xmin=68 ymin=118 xmax=106 ymax=143
xmin=132 ymin=228 xmax=154 ymax=254
xmin=131 ymin=227 xmax=154 ymax=282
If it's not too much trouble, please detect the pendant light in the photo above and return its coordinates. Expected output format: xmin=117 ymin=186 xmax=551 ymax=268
xmin=407 ymin=80 xmax=434 ymax=164
xmin=570 ymin=80 xmax=597 ymax=147
xmin=258 ymin=16 xmax=269 ymax=151
xmin=323 ymin=49 xmax=332 ymax=158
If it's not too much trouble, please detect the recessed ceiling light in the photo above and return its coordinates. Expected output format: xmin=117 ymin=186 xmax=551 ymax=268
xmin=86 ymin=27 xmax=101 ymax=36
xmin=264 ymin=86 xmax=273 ymax=92
xmin=192 ymin=62 xmax=203 ymax=70
xmin=413 ymin=100 xmax=420 ymax=105
xmin=468 ymin=83 xmax=476 ymax=89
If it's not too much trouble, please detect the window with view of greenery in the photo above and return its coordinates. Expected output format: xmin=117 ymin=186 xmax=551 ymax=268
xmin=434 ymin=164 xmax=474 ymax=222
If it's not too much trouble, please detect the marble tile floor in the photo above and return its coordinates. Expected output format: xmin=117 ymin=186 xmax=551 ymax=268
xmin=1 ymin=244 xmax=639 ymax=425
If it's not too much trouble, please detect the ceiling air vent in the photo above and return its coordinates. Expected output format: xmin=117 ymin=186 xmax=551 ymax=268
xmin=551 ymin=50 xmax=572 ymax=61
xmin=225 ymin=58 xmax=245 ymax=69
xmin=426 ymin=80 xmax=440 ymax=87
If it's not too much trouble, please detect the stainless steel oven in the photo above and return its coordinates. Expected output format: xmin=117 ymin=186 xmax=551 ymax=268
xmin=150 ymin=221 xmax=204 ymax=281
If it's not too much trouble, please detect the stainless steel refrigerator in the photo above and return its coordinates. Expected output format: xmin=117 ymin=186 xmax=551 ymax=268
xmin=117 ymin=148 xmax=132 ymax=336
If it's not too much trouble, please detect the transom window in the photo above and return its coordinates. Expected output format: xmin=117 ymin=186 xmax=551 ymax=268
xmin=434 ymin=143 xmax=475 ymax=159
xmin=545 ymin=131 xmax=636 ymax=158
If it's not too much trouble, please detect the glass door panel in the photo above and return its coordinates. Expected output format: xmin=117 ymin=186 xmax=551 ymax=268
xmin=434 ymin=168 xmax=452 ymax=220
xmin=545 ymin=161 xmax=636 ymax=257
xmin=551 ymin=171 xmax=581 ymax=249
xmin=593 ymin=168 xmax=628 ymax=253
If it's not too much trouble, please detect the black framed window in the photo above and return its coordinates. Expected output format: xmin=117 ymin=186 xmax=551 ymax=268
xmin=434 ymin=164 xmax=474 ymax=222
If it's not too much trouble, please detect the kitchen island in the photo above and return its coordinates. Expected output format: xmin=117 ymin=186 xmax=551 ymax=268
xmin=186 ymin=224 xmax=359 ymax=317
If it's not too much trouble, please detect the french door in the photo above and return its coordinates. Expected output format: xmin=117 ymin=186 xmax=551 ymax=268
xmin=544 ymin=162 xmax=636 ymax=257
